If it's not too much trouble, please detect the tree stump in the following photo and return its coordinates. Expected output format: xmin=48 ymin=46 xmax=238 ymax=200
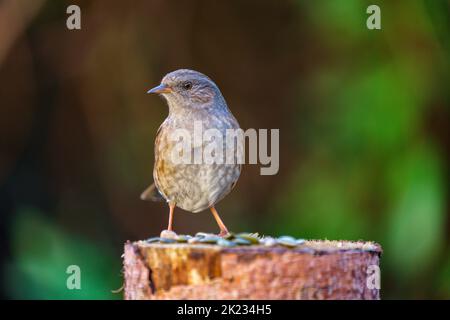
xmin=123 ymin=240 xmax=381 ymax=300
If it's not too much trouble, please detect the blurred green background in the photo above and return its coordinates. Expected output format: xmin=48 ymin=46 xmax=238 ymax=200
xmin=0 ymin=0 xmax=449 ymax=299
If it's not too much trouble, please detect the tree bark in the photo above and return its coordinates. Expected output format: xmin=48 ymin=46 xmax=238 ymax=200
xmin=123 ymin=240 xmax=381 ymax=300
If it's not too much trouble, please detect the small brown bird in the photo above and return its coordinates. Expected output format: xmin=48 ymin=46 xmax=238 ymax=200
xmin=141 ymin=69 xmax=241 ymax=236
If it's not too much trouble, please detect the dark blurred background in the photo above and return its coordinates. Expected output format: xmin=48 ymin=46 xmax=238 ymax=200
xmin=0 ymin=0 xmax=449 ymax=299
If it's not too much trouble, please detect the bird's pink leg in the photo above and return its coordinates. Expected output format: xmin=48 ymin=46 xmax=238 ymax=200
xmin=167 ymin=203 xmax=175 ymax=231
xmin=210 ymin=206 xmax=229 ymax=236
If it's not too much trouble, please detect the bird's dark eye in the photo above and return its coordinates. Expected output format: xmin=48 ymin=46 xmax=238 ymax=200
xmin=182 ymin=81 xmax=193 ymax=90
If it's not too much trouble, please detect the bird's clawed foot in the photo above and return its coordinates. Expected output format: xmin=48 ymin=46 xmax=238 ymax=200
xmin=160 ymin=229 xmax=178 ymax=239
xmin=218 ymin=230 xmax=229 ymax=237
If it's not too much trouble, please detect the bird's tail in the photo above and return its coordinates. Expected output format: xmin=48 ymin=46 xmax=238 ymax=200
xmin=140 ymin=183 xmax=165 ymax=202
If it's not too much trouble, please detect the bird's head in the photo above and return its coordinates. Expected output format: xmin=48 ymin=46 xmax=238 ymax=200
xmin=147 ymin=69 xmax=224 ymax=111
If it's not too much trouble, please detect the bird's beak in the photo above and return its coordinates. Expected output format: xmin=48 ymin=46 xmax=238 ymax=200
xmin=147 ymin=83 xmax=172 ymax=94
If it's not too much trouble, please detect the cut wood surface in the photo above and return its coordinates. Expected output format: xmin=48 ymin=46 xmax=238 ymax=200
xmin=123 ymin=240 xmax=382 ymax=300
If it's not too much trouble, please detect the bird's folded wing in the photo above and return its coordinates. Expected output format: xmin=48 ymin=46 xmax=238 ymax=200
xmin=140 ymin=183 xmax=165 ymax=202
